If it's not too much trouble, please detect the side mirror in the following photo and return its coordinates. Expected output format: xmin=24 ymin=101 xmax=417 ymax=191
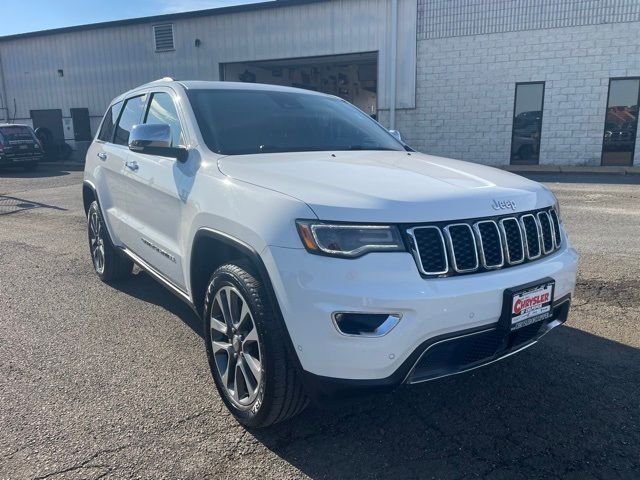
xmin=389 ymin=129 xmax=402 ymax=142
xmin=129 ymin=124 xmax=188 ymax=162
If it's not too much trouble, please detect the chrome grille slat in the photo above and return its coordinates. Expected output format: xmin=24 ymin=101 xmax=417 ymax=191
xmin=537 ymin=211 xmax=555 ymax=254
xmin=407 ymin=207 xmax=561 ymax=277
xmin=520 ymin=214 xmax=542 ymax=260
xmin=408 ymin=226 xmax=449 ymax=275
xmin=444 ymin=224 xmax=479 ymax=273
xmin=549 ymin=209 xmax=562 ymax=248
xmin=473 ymin=220 xmax=504 ymax=269
xmin=499 ymin=217 xmax=525 ymax=265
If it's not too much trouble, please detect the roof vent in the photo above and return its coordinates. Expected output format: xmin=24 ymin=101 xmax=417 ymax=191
xmin=153 ymin=24 xmax=175 ymax=52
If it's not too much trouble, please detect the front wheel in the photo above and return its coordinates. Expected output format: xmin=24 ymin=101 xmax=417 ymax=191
xmin=87 ymin=201 xmax=133 ymax=282
xmin=203 ymin=263 xmax=308 ymax=427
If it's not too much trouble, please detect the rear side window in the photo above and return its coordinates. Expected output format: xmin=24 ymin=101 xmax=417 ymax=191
xmin=114 ymin=95 xmax=146 ymax=146
xmin=97 ymin=101 xmax=124 ymax=142
xmin=144 ymin=92 xmax=184 ymax=147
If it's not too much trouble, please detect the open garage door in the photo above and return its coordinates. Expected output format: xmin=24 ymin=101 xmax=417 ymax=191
xmin=222 ymin=52 xmax=378 ymax=119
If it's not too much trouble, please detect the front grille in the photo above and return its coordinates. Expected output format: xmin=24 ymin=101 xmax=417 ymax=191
xmin=407 ymin=207 xmax=562 ymax=277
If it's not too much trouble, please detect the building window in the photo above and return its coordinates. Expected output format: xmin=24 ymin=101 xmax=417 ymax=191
xmin=602 ymin=78 xmax=639 ymax=166
xmin=153 ymin=24 xmax=175 ymax=52
xmin=510 ymin=82 xmax=545 ymax=165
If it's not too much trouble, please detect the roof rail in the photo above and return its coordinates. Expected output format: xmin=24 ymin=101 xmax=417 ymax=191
xmin=135 ymin=77 xmax=176 ymax=89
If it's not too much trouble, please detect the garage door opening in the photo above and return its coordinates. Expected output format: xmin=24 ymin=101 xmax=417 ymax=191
xmin=221 ymin=52 xmax=378 ymax=119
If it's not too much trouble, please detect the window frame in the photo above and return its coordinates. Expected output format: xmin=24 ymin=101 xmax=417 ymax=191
xmin=142 ymin=91 xmax=185 ymax=148
xmin=96 ymin=100 xmax=124 ymax=144
xmin=112 ymin=94 xmax=147 ymax=147
xmin=509 ymin=81 xmax=546 ymax=165
xmin=601 ymin=76 xmax=640 ymax=166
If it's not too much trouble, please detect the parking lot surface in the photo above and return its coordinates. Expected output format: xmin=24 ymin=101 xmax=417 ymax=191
xmin=1 ymin=165 xmax=639 ymax=479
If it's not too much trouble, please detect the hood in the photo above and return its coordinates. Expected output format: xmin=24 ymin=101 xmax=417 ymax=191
xmin=217 ymin=151 xmax=554 ymax=223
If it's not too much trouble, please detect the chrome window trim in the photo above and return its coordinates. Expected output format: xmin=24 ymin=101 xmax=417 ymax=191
xmin=520 ymin=214 xmax=542 ymax=260
xmin=498 ymin=217 xmax=525 ymax=265
xmin=473 ymin=220 xmax=504 ymax=269
xmin=443 ymin=223 xmax=479 ymax=273
xmin=407 ymin=226 xmax=449 ymax=276
xmin=537 ymin=211 xmax=555 ymax=254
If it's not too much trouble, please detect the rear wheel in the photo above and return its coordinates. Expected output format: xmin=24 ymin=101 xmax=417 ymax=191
xmin=204 ymin=263 xmax=308 ymax=427
xmin=87 ymin=201 xmax=133 ymax=282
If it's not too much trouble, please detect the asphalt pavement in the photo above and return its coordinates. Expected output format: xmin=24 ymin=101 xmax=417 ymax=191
xmin=1 ymin=165 xmax=639 ymax=479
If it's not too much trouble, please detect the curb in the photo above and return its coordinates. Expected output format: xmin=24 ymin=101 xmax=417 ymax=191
xmin=501 ymin=165 xmax=640 ymax=175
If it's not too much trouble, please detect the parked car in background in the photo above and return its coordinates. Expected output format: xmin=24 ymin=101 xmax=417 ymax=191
xmin=0 ymin=124 xmax=44 ymax=171
xmin=83 ymin=79 xmax=578 ymax=428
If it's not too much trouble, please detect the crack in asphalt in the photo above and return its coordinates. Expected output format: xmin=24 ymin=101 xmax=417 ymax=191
xmin=32 ymin=445 xmax=130 ymax=480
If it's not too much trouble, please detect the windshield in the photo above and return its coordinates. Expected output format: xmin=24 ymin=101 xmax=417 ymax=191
xmin=187 ymin=89 xmax=404 ymax=155
xmin=0 ymin=126 xmax=37 ymax=143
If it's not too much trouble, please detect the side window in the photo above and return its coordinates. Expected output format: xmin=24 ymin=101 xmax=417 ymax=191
xmin=97 ymin=101 xmax=123 ymax=142
xmin=113 ymin=95 xmax=146 ymax=146
xmin=144 ymin=92 xmax=184 ymax=147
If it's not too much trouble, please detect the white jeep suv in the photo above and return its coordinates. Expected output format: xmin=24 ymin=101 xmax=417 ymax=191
xmin=83 ymin=79 xmax=578 ymax=427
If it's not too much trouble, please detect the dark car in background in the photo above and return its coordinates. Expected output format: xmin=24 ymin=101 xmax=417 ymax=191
xmin=0 ymin=124 xmax=44 ymax=171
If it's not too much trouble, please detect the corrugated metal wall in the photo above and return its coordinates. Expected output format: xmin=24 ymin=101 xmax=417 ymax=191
xmin=0 ymin=0 xmax=417 ymax=128
xmin=418 ymin=0 xmax=640 ymax=39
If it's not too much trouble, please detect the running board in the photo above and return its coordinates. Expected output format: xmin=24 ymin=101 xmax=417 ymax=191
xmin=119 ymin=247 xmax=194 ymax=308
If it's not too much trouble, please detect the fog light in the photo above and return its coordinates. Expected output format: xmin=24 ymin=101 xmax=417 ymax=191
xmin=332 ymin=312 xmax=401 ymax=337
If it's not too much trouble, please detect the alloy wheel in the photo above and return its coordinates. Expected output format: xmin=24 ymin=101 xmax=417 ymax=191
xmin=88 ymin=210 xmax=105 ymax=274
xmin=210 ymin=286 xmax=263 ymax=408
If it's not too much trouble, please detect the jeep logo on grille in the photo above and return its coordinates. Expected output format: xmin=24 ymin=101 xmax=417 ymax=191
xmin=491 ymin=199 xmax=517 ymax=211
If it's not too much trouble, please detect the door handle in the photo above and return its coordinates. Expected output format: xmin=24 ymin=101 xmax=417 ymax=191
xmin=97 ymin=152 xmax=107 ymax=160
xmin=125 ymin=160 xmax=139 ymax=172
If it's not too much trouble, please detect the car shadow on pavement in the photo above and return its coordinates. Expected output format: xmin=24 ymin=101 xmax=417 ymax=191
xmin=251 ymin=326 xmax=640 ymax=479
xmin=0 ymin=194 xmax=68 ymax=216
xmin=0 ymin=163 xmax=82 ymax=178
xmin=112 ymin=269 xmax=203 ymax=338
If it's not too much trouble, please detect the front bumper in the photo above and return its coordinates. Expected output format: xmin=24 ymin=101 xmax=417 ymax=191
xmin=262 ymin=241 xmax=578 ymax=384
xmin=301 ymin=295 xmax=570 ymax=401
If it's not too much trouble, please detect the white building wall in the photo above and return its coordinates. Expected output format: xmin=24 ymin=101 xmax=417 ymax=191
xmin=394 ymin=0 xmax=640 ymax=166
xmin=0 ymin=0 xmax=416 ymax=129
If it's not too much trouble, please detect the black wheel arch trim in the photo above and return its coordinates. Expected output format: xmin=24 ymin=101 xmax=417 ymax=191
xmin=191 ymin=228 xmax=309 ymax=379
xmin=82 ymin=180 xmax=119 ymax=256
xmin=82 ymin=180 xmax=98 ymax=215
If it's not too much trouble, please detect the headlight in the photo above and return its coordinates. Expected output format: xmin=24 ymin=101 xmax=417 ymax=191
xmin=296 ymin=221 xmax=405 ymax=258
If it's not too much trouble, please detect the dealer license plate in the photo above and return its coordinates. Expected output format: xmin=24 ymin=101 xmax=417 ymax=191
xmin=508 ymin=280 xmax=555 ymax=331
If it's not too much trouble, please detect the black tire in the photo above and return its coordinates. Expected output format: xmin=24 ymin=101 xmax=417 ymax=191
xmin=87 ymin=201 xmax=133 ymax=282
xmin=203 ymin=262 xmax=308 ymax=428
xmin=23 ymin=162 xmax=38 ymax=172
